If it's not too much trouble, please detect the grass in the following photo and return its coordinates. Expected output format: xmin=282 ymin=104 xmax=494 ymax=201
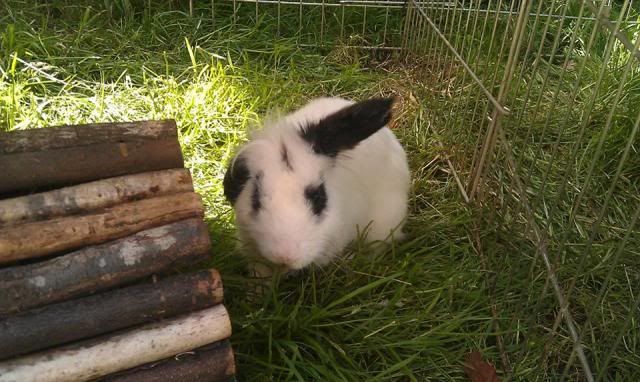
xmin=1 ymin=0 xmax=639 ymax=380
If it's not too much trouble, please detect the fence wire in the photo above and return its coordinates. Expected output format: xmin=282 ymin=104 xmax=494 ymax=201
xmin=213 ymin=0 xmax=640 ymax=379
xmin=407 ymin=1 xmax=640 ymax=380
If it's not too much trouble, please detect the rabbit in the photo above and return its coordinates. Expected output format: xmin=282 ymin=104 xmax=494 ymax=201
xmin=223 ymin=96 xmax=410 ymax=277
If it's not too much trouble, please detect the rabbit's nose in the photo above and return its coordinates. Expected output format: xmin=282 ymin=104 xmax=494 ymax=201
xmin=269 ymin=243 xmax=299 ymax=266
xmin=271 ymin=252 xmax=295 ymax=265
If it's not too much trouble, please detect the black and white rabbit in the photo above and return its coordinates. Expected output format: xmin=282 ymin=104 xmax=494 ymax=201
xmin=223 ymin=97 xmax=410 ymax=275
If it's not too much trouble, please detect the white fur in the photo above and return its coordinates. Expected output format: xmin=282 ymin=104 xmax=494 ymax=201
xmin=230 ymin=97 xmax=410 ymax=272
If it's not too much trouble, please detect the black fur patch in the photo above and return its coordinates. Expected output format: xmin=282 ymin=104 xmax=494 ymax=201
xmin=251 ymin=172 xmax=263 ymax=213
xmin=300 ymin=97 xmax=394 ymax=157
xmin=304 ymin=183 xmax=327 ymax=216
xmin=223 ymin=155 xmax=250 ymax=205
xmin=281 ymin=142 xmax=293 ymax=171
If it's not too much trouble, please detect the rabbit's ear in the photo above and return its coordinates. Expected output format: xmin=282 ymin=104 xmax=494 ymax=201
xmin=299 ymin=97 xmax=394 ymax=157
xmin=223 ymin=154 xmax=250 ymax=205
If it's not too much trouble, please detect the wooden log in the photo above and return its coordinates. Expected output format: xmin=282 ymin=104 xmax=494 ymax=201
xmin=0 ymin=120 xmax=178 ymax=155
xmin=0 ymin=218 xmax=211 ymax=316
xmin=0 ymin=305 xmax=232 ymax=382
xmin=0 ymin=269 xmax=224 ymax=360
xmin=0 ymin=120 xmax=183 ymax=196
xmin=99 ymin=340 xmax=236 ymax=382
xmin=0 ymin=169 xmax=193 ymax=227
xmin=0 ymin=139 xmax=184 ymax=196
xmin=0 ymin=192 xmax=204 ymax=265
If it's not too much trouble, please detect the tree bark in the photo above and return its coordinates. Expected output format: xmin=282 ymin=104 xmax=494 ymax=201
xmin=0 ymin=120 xmax=178 ymax=155
xmin=0 ymin=192 xmax=204 ymax=265
xmin=99 ymin=340 xmax=236 ymax=382
xmin=0 ymin=269 xmax=224 ymax=360
xmin=0 ymin=169 xmax=193 ymax=227
xmin=0 ymin=305 xmax=232 ymax=382
xmin=0 ymin=218 xmax=211 ymax=316
xmin=0 ymin=139 xmax=184 ymax=196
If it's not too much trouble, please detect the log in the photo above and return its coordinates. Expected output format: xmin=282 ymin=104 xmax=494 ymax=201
xmin=0 ymin=218 xmax=211 ymax=315
xmin=0 ymin=169 xmax=193 ymax=227
xmin=0 ymin=269 xmax=224 ymax=360
xmin=0 ymin=120 xmax=178 ymax=155
xmin=99 ymin=340 xmax=236 ymax=382
xmin=0 ymin=305 xmax=232 ymax=382
xmin=0 ymin=139 xmax=184 ymax=196
xmin=0 ymin=192 xmax=204 ymax=265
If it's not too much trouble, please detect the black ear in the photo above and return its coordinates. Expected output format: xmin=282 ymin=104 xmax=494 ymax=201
xmin=223 ymin=154 xmax=250 ymax=205
xmin=300 ymin=97 xmax=395 ymax=157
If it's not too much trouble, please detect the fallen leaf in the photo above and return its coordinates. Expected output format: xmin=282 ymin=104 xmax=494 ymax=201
xmin=463 ymin=351 xmax=500 ymax=382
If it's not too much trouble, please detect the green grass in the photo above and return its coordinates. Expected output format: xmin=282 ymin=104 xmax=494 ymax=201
xmin=2 ymin=1 xmax=639 ymax=381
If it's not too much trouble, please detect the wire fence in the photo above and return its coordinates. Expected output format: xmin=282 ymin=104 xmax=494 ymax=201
xmin=211 ymin=0 xmax=640 ymax=379
xmin=210 ymin=0 xmax=411 ymax=48
xmin=404 ymin=1 xmax=640 ymax=380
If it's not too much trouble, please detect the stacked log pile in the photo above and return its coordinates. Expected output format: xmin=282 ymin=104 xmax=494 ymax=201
xmin=0 ymin=120 xmax=236 ymax=382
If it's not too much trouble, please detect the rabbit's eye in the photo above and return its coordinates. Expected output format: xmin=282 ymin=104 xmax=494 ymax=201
xmin=281 ymin=142 xmax=293 ymax=171
xmin=304 ymin=183 xmax=327 ymax=216
xmin=252 ymin=172 xmax=263 ymax=213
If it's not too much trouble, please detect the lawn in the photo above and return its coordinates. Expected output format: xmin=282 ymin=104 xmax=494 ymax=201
xmin=1 ymin=1 xmax=639 ymax=381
